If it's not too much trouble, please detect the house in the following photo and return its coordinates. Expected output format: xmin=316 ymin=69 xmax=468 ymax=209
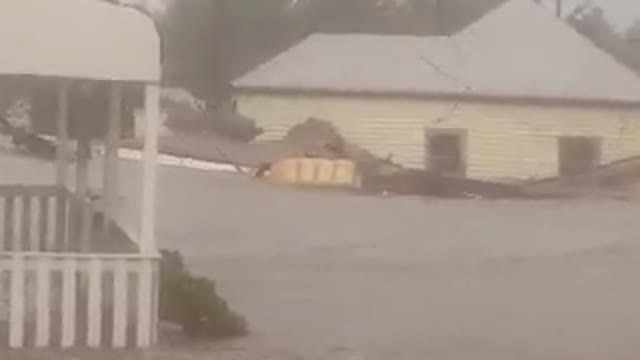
xmin=233 ymin=0 xmax=640 ymax=183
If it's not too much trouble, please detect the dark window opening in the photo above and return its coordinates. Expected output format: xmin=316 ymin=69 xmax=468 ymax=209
xmin=426 ymin=130 xmax=466 ymax=176
xmin=558 ymin=136 xmax=601 ymax=177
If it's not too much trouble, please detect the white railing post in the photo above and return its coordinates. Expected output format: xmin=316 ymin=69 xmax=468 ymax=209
xmin=35 ymin=257 xmax=52 ymax=347
xmin=136 ymin=260 xmax=153 ymax=347
xmin=9 ymin=254 xmax=25 ymax=348
xmin=103 ymin=83 xmax=123 ymax=244
xmin=151 ymin=260 xmax=160 ymax=344
xmin=87 ymin=257 xmax=103 ymax=347
xmin=61 ymin=258 xmax=77 ymax=348
xmin=56 ymin=81 xmax=70 ymax=189
xmin=112 ymin=259 xmax=128 ymax=348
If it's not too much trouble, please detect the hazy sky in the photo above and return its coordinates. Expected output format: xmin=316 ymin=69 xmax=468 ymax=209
xmin=541 ymin=0 xmax=640 ymax=30
xmin=120 ymin=0 xmax=167 ymax=13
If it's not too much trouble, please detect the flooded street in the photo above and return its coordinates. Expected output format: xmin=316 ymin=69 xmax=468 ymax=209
xmin=139 ymin=164 xmax=640 ymax=359
xmin=3 ymin=157 xmax=640 ymax=359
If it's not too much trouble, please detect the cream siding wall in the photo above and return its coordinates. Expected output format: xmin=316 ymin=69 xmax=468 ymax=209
xmin=236 ymin=93 xmax=640 ymax=182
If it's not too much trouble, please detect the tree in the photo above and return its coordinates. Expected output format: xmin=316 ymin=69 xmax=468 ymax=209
xmin=159 ymin=0 xmax=220 ymax=98
xmin=623 ymin=20 xmax=640 ymax=71
xmin=567 ymin=5 xmax=640 ymax=73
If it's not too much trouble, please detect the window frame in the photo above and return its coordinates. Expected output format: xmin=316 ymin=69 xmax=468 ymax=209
xmin=424 ymin=128 xmax=468 ymax=177
xmin=557 ymin=135 xmax=603 ymax=177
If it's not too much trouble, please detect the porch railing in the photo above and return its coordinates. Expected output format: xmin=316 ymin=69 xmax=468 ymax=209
xmin=0 ymin=252 xmax=159 ymax=348
xmin=0 ymin=185 xmax=137 ymax=254
xmin=0 ymin=185 xmax=157 ymax=348
xmin=0 ymin=185 xmax=68 ymax=252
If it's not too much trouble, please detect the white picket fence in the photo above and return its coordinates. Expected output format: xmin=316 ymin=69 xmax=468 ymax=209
xmin=0 ymin=252 xmax=159 ymax=348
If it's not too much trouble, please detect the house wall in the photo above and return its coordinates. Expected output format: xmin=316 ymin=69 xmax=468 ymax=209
xmin=235 ymin=92 xmax=640 ymax=182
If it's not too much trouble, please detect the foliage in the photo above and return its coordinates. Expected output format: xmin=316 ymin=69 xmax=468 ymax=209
xmin=159 ymin=249 xmax=248 ymax=339
xmin=285 ymin=117 xmax=345 ymax=151
xmin=163 ymin=103 xmax=263 ymax=142
xmin=567 ymin=5 xmax=640 ymax=73
xmin=209 ymin=111 xmax=264 ymax=142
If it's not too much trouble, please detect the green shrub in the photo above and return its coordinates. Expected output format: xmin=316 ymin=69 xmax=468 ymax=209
xmin=159 ymin=249 xmax=248 ymax=339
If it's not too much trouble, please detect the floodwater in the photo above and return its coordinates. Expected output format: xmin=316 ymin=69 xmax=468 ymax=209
xmin=3 ymin=155 xmax=640 ymax=359
xmin=145 ymin=164 xmax=640 ymax=360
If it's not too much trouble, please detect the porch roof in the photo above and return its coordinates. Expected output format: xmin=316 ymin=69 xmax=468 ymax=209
xmin=0 ymin=0 xmax=160 ymax=82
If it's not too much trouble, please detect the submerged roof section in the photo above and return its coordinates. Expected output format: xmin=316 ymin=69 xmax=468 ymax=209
xmin=234 ymin=0 xmax=640 ymax=104
xmin=0 ymin=0 xmax=160 ymax=82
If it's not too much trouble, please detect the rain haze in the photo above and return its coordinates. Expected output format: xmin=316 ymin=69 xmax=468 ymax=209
xmin=549 ymin=0 xmax=640 ymax=29
xmin=3 ymin=0 xmax=640 ymax=360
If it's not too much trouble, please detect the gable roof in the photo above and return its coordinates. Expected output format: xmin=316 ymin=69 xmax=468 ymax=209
xmin=233 ymin=0 xmax=640 ymax=104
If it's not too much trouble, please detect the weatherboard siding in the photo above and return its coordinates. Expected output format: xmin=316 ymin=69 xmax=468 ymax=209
xmin=236 ymin=93 xmax=640 ymax=182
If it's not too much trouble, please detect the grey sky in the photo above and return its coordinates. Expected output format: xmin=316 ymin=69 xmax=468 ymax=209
xmin=120 ymin=0 xmax=167 ymax=13
xmin=541 ymin=0 xmax=640 ymax=30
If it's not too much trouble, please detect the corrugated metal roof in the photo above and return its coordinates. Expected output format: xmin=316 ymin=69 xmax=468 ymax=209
xmin=234 ymin=0 xmax=640 ymax=103
xmin=0 ymin=0 xmax=160 ymax=82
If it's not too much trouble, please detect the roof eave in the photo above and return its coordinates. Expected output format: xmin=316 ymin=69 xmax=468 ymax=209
xmin=232 ymin=85 xmax=640 ymax=108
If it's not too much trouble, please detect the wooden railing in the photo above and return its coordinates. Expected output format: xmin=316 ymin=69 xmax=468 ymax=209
xmin=0 ymin=185 xmax=137 ymax=254
xmin=0 ymin=252 xmax=159 ymax=348
xmin=0 ymin=186 xmax=68 ymax=252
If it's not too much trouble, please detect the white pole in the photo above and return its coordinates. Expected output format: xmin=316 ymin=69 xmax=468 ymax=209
xmin=56 ymin=82 xmax=70 ymax=249
xmin=56 ymin=82 xmax=70 ymax=188
xmin=140 ymin=85 xmax=160 ymax=253
xmin=104 ymin=83 xmax=123 ymax=245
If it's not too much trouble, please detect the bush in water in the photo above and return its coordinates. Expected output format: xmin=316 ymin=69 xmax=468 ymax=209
xmin=159 ymin=249 xmax=248 ymax=339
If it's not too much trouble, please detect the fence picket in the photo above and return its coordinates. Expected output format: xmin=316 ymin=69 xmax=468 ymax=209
xmin=151 ymin=261 xmax=160 ymax=344
xmin=47 ymin=198 xmax=57 ymax=251
xmin=136 ymin=260 xmax=153 ymax=347
xmin=20 ymin=195 xmax=31 ymax=250
xmin=87 ymin=258 xmax=103 ymax=347
xmin=39 ymin=196 xmax=49 ymax=251
xmin=35 ymin=257 xmax=51 ymax=347
xmin=4 ymin=196 xmax=14 ymax=251
xmin=61 ymin=258 xmax=77 ymax=347
xmin=9 ymin=255 xmax=25 ymax=348
xmin=55 ymin=190 xmax=67 ymax=251
xmin=112 ymin=259 xmax=128 ymax=348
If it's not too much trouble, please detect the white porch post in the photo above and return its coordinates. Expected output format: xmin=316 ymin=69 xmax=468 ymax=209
xmin=56 ymin=82 xmax=70 ymax=187
xmin=140 ymin=84 xmax=160 ymax=253
xmin=74 ymin=137 xmax=91 ymax=250
xmin=103 ymin=83 xmax=123 ymax=245
xmin=56 ymin=82 xmax=70 ymax=249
